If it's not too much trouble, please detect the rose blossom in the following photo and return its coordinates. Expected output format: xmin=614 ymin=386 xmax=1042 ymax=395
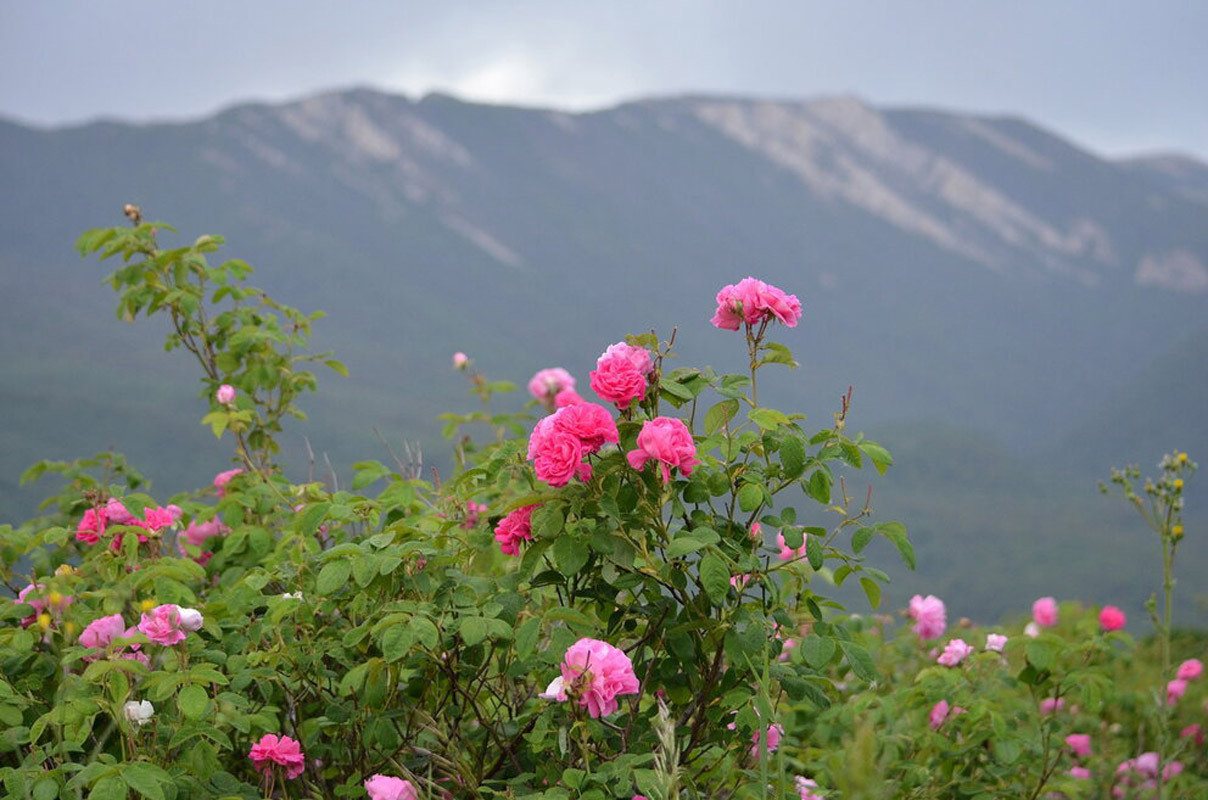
xmin=985 ymin=633 xmax=1008 ymax=652
xmin=137 ymin=604 xmax=199 ymax=646
xmin=76 ymin=507 xmax=108 ymax=544
xmin=711 ymin=277 xmax=802 ymax=330
xmin=452 ymin=352 xmax=468 ymax=369
xmin=214 ymin=468 xmax=244 ymax=497
xmin=182 ymin=517 xmax=230 ymax=547
xmin=1065 ymin=734 xmax=1092 ymax=758
xmin=1099 ymin=605 xmax=1127 ymax=632
xmin=549 ymin=402 xmax=619 ymax=452
xmin=494 ymin=505 xmax=538 ymax=556
xmin=908 ymin=594 xmax=947 ymax=640
xmin=528 ymin=368 xmax=575 ymax=404
xmin=777 ymin=532 xmax=806 ymax=561
xmin=79 ymin=613 xmax=146 ymax=663
xmin=1032 ymin=596 xmax=1058 ymax=627
xmin=16 ymin=584 xmax=72 ymax=626
xmin=937 ymin=639 xmax=974 ymax=667
xmin=216 ymin=384 xmax=236 ymax=405
xmin=548 ymin=637 xmax=640 ymax=718
xmin=1039 ymin=697 xmax=1065 ymax=715
xmin=124 ymin=700 xmax=155 ymax=726
xmin=626 ymin=417 xmax=700 ymax=483
xmin=528 ymin=417 xmax=589 ymax=487
xmin=1067 ymin=766 xmax=1091 ymax=780
xmin=1177 ymin=658 xmax=1203 ymax=681
xmin=248 ymin=733 xmax=306 ymax=779
xmin=1167 ymin=678 xmax=1188 ymax=706
xmin=795 ymin=777 xmax=825 ymax=800
xmin=1181 ymin=723 xmax=1205 ymax=745
xmin=461 ymin=501 xmax=487 ymax=529
xmin=589 ymin=342 xmax=652 ymax=409
xmin=928 ymin=699 xmax=965 ymax=730
xmin=555 ymin=387 xmax=583 ymax=407
xmin=363 ymin=775 xmax=418 ymax=800
xmin=1024 ymin=621 xmax=1040 ymax=638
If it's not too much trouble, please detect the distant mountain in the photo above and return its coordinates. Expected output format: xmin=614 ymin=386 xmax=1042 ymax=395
xmin=2 ymin=88 xmax=1205 ymax=622
xmin=1119 ymin=153 xmax=1208 ymax=207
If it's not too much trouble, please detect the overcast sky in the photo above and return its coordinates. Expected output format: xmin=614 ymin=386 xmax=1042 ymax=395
xmin=2 ymin=2 xmax=1205 ymax=160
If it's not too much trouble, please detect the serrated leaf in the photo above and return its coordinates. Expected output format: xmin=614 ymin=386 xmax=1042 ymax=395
xmin=381 ymin=626 xmax=413 ymax=662
xmin=878 ymin=522 xmax=915 ymax=570
xmin=315 ymin=559 xmax=351 ymax=595
xmin=805 ymin=469 xmax=832 ymax=504
xmin=699 ymin=553 xmax=730 ymax=605
xmin=1026 ymin=639 xmax=1059 ymax=672
xmin=858 ymin=440 xmax=893 ymax=474
xmin=801 ymin=635 xmax=837 ymax=669
xmin=852 ymin=527 xmax=875 ymax=553
xmin=515 ymin=617 xmax=541 ymax=659
xmin=839 ymin=640 xmax=876 ymax=682
xmin=806 ymin=533 xmax=823 ymax=570
xmin=748 ymin=408 xmax=790 ymax=431
xmin=665 ymin=536 xmax=706 ymax=559
xmin=553 ymin=536 xmax=590 ymax=576
xmin=351 ymin=461 xmax=391 ymax=491
xmin=459 ymin=617 xmax=488 ymax=647
xmin=737 ymin=483 xmax=763 ymax=513
xmin=296 ymin=503 xmax=330 ymax=536
xmin=704 ymin=399 xmax=740 ymax=434
xmin=411 ymin=617 xmax=439 ymax=650
xmin=90 ymin=775 xmax=127 ymax=800
xmin=178 ymin=685 xmax=208 ymax=720
xmin=779 ymin=434 xmax=806 ymax=478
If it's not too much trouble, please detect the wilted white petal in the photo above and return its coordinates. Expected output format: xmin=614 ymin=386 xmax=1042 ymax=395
xmin=538 ymin=676 xmax=565 ymax=701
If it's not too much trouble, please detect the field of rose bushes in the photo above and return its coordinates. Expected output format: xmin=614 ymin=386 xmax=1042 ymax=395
xmin=0 ymin=213 xmax=1204 ymax=799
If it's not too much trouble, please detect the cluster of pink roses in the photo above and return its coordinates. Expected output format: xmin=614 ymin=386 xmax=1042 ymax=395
xmin=1167 ymin=657 xmax=1203 ymax=707
xmin=540 ymin=637 xmax=640 ymax=718
xmin=75 ymin=498 xmax=180 ymax=548
xmin=710 ymin=276 xmax=802 ymax=331
xmin=16 ymin=583 xmax=73 ymax=628
xmin=589 ymin=342 xmax=653 ymax=410
xmin=249 ymin=733 xmax=306 ymax=780
xmin=1113 ymin=751 xmax=1183 ymax=796
xmin=79 ymin=613 xmax=148 ymax=664
xmin=527 ymin=401 xmax=619 ymax=487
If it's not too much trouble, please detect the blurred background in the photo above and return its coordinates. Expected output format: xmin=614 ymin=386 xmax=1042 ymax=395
xmin=1 ymin=1 xmax=1205 ymax=625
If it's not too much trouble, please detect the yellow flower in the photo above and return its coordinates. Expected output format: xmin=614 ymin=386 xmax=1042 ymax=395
xmin=48 ymin=591 xmax=63 ymax=607
xmin=139 ymin=599 xmax=156 ymax=613
xmin=1173 ymin=524 xmax=1184 ymax=537
xmin=1174 ymin=479 xmax=1184 ymax=490
xmin=1178 ymin=452 xmax=1189 ymax=464
xmin=37 ymin=613 xmax=52 ymax=631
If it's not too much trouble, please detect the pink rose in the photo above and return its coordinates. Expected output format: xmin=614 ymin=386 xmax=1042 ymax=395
xmin=928 ymin=699 xmax=965 ymax=730
xmin=528 ymin=419 xmax=589 ymax=487
xmin=1181 ymin=723 xmax=1204 ymax=745
xmin=750 ymin=723 xmax=783 ymax=759
xmin=105 ymin=498 xmax=136 ymax=524
xmin=134 ymin=506 xmax=176 ymax=532
xmin=1167 ymin=678 xmax=1188 ymax=706
xmin=1067 ymin=766 xmax=1091 ymax=780
xmin=138 ymin=604 xmax=192 ymax=646
xmin=937 ymin=638 xmax=974 ymax=667
xmin=1099 ymin=605 xmax=1126 ymax=632
xmin=17 ymin=583 xmax=72 ymax=627
xmin=452 ymin=352 xmax=468 ymax=369
xmin=549 ymin=402 xmax=619 ymax=452
xmin=364 ymin=775 xmax=418 ymax=800
xmin=182 ymin=517 xmax=230 ymax=547
xmin=589 ymin=342 xmax=652 ymax=409
xmin=1177 ymin=658 xmax=1203 ymax=681
xmin=461 ymin=501 xmax=487 ymax=530
xmin=79 ymin=613 xmax=145 ymax=663
xmin=555 ymin=388 xmax=584 ymax=407
xmin=985 ymin=633 xmax=1008 ymax=652
xmin=76 ymin=507 xmax=107 ymax=544
xmin=494 ymin=505 xmax=538 ymax=556
xmin=711 ymin=277 xmax=802 ymax=330
xmin=216 ymin=384 xmax=236 ymax=405
xmin=553 ymin=637 xmax=640 ymax=718
xmin=1039 ymin=697 xmax=1065 ymax=715
xmin=248 ymin=733 xmax=305 ymax=779
xmin=908 ymin=594 xmax=947 ymax=640
xmin=528 ymin=368 xmax=575 ymax=403
xmin=214 ymin=468 xmax=244 ymax=497
xmin=626 ymin=417 xmax=700 ymax=484
xmin=795 ymin=777 xmax=824 ymax=800
xmin=1032 ymin=596 xmax=1058 ymax=627
xmin=1065 ymin=733 xmax=1092 ymax=758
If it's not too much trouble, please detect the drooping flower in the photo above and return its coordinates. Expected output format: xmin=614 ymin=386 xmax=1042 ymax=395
xmin=216 ymin=384 xmax=236 ymax=405
xmin=937 ymin=639 xmax=974 ymax=667
xmin=549 ymin=637 xmax=640 ymax=718
xmin=528 ymin=368 xmax=576 ymax=405
xmin=124 ymin=700 xmax=155 ymax=726
xmin=908 ymin=595 xmax=947 ymax=640
xmin=214 ymin=468 xmax=244 ymax=497
xmin=985 ymin=633 xmax=1008 ymax=652
xmin=249 ymin=733 xmax=306 ymax=779
xmin=589 ymin=342 xmax=652 ymax=410
xmin=363 ymin=775 xmax=418 ymax=800
xmin=494 ymin=505 xmax=538 ymax=556
xmin=1032 ymin=597 xmax=1058 ymax=627
xmin=1177 ymin=658 xmax=1203 ymax=681
xmin=711 ymin=277 xmax=802 ymax=330
xmin=1099 ymin=605 xmax=1127 ymax=632
xmin=626 ymin=417 xmax=700 ymax=484
xmin=1065 ymin=733 xmax=1092 ymax=758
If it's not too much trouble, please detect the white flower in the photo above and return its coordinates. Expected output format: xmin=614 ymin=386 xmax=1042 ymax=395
xmin=177 ymin=607 xmax=204 ymax=631
xmin=280 ymin=592 xmax=303 ymax=600
xmin=538 ymin=676 xmax=565 ymax=701
xmin=1024 ymin=622 xmax=1040 ymax=638
xmin=124 ymin=700 xmax=155 ymax=726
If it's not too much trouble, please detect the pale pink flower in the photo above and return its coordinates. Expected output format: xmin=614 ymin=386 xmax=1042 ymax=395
xmin=1024 ymin=621 xmax=1041 ymax=638
xmin=137 ymin=604 xmax=191 ymax=646
xmin=79 ymin=613 xmax=145 ymax=663
xmin=1167 ymin=678 xmax=1188 ymax=706
xmin=494 ymin=505 xmax=538 ymax=556
xmin=1065 ymin=733 xmax=1092 ymax=758
xmin=554 ymin=637 xmax=640 ymax=718
xmin=216 ymin=384 xmax=236 ymax=405
xmin=928 ymin=699 xmax=965 ymax=730
xmin=626 ymin=417 xmax=700 ymax=483
xmin=105 ymin=498 xmax=136 ymax=524
xmin=248 ymin=733 xmax=305 ymax=779
xmin=1099 ymin=605 xmax=1127 ymax=632
xmin=937 ymin=639 xmax=974 ymax=667
xmin=1032 ymin=596 xmax=1058 ymax=627
xmin=795 ymin=777 xmax=824 ymax=800
xmin=777 ymin=532 xmax=806 ymax=561
xmin=711 ymin=277 xmax=802 ymax=330
xmin=1039 ymin=697 xmax=1065 ymax=715
xmin=363 ymin=775 xmax=418 ymax=800
xmin=1181 ymin=723 xmax=1204 ymax=745
xmin=1067 ymin=766 xmax=1091 ymax=780
xmin=528 ymin=368 xmax=576 ymax=403
xmin=214 ymin=468 xmax=244 ymax=497
xmin=908 ymin=594 xmax=947 ymax=640
xmin=985 ymin=633 xmax=1008 ymax=652
xmin=182 ymin=517 xmax=230 ymax=547
xmin=589 ymin=342 xmax=651 ymax=409
xmin=452 ymin=352 xmax=469 ymax=369
xmin=1177 ymin=658 xmax=1203 ymax=681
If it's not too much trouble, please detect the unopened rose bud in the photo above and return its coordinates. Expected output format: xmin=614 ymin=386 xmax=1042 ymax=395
xmin=452 ymin=352 xmax=469 ymax=370
xmin=216 ymin=384 xmax=236 ymax=405
xmin=123 ymin=204 xmax=141 ymax=224
xmin=177 ymin=607 xmax=204 ymax=631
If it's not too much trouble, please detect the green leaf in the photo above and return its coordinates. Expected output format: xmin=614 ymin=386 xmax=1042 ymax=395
xmin=315 ymin=559 xmax=351 ymax=595
xmin=800 ymin=636 xmax=836 ymax=669
xmin=1026 ymin=639 xmax=1059 ymax=672
xmin=716 ymin=374 xmax=751 ymax=399
xmin=411 ymin=617 xmax=440 ymax=650
xmin=659 ymin=377 xmax=695 ymax=401
xmin=758 ymin=341 xmax=798 ymax=368
xmin=704 ymin=399 xmax=740 ymax=434
xmin=859 ymin=576 xmax=882 ymax=609
xmin=839 ymin=640 xmax=876 ymax=682
xmin=351 ymin=461 xmax=391 ymax=491
xmin=665 ymin=536 xmax=706 ymax=559
xmin=806 ymin=533 xmax=823 ymax=570
xmin=858 ymin=441 xmax=893 ymax=474
xmin=805 ymin=469 xmax=832 ymax=504
xmin=178 ymin=685 xmax=208 ymax=720
xmin=122 ymin=763 xmax=170 ymax=800
xmin=515 ymin=617 xmax=541 ymax=659
xmin=779 ymin=434 xmax=806 ymax=478
xmin=324 ymin=359 xmax=349 ymax=377
xmin=90 ymin=775 xmax=128 ymax=800
xmin=748 ymin=408 xmax=791 ymax=431
xmin=737 ymin=483 xmax=763 ymax=513
xmin=878 ymin=522 xmax=915 ymax=570
xmin=699 ymin=554 xmax=730 ymax=605
xmin=381 ymin=626 xmax=414 ymax=662
xmin=553 ymin=536 xmax=590 ymax=576
xmin=296 ymin=503 xmax=330 ymax=536
xmin=851 ymin=527 xmax=874 ymax=553
xmin=459 ymin=617 xmax=488 ymax=647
